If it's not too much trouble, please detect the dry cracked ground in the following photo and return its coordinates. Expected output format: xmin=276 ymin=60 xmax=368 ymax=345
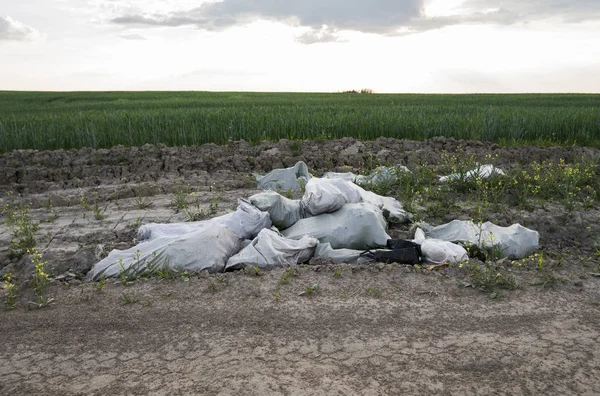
xmin=1 ymin=137 xmax=600 ymax=395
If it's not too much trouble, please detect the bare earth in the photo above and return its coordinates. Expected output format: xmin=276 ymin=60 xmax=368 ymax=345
xmin=1 ymin=137 xmax=600 ymax=395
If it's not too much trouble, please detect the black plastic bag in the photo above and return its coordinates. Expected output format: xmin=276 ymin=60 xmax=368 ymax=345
xmin=361 ymin=239 xmax=422 ymax=264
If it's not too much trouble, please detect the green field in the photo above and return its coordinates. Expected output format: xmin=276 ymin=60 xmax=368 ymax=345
xmin=0 ymin=91 xmax=598 ymax=152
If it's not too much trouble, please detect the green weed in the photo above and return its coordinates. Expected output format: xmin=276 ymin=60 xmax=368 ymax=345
xmin=3 ymin=272 xmax=18 ymax=308
xmin=121 ymin=293 xmax=140 ymax=304
xmin=29 ymin=249 xmax=50 ymax=306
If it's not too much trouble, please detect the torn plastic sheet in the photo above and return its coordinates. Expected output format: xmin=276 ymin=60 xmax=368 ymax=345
xmin=439 ymin=164 xmax=505 ymax=183
xmin=323 ymin=165 xmax=411 ymax=186
xmin=419 ymin=220 xmax=539 ymax=259
xmin=225 ymin=228 xmax=318 ymax=270
xmin=255 ymin=161 xmax=312 ymax=191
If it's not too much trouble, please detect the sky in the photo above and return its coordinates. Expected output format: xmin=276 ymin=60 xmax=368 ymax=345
xmin=1 ymin=0 xmax=599 ymax=92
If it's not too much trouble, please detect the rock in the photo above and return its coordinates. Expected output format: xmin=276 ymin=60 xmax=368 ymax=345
xmin=69 ymin=247 xmax=99 ymax=275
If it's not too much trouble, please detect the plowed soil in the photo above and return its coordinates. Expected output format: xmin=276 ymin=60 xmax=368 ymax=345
xmin=1 ymin=137 xmax=600 ymax=395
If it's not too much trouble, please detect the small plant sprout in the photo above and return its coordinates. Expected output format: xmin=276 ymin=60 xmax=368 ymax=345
xmin=121 ymin=293 xmax=140 ymax=304
xmin=300 ymin=283 xmax=320 ymax=296
xmin=244 ymin=265 xmax=261 ymax=277
xmin=96 ymin=276 xmax=107 ymax=292
xmin=135 ymin=195 xmax=153 ymax=210
xmin=280 ymin=267 xmax=299 ymax=285
xmin=92 ymin=201 xmax=108 ymax=221
xmin=172 ymin=186 xmax=191 ymax=212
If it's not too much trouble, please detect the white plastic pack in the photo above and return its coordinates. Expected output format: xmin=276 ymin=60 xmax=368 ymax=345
xmin=301 ymin=177 xmax=362 ymax=216
xmin=420 ymin=220 xmax=539 ymax=259
xmin=88 ymin=223 xmax=243 ymax=280
xmin=249 ymin=191 xmax=306 ymax=230
xmin=255 ymin=161 xmax=312 ymax=191
xmin=413 ymin=228 xmax=469 ymax=265
xmin=282 ymin=203 xmax=390 ymax=250
xmin=138 ymin=199 xmax=271 ymax=242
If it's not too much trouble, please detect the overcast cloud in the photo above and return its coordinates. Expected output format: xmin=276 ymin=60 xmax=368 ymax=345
xmin=110 ymin=0 xmax=600 ymax=41
xmin=0 ymin=15 xmax=41 ymax=41
xmin=1 ymin=0 xmax=599 ymax=92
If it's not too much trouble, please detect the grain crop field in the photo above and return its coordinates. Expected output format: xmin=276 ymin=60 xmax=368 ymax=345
xmin=0 ymin=91 xmax=599 ymax=152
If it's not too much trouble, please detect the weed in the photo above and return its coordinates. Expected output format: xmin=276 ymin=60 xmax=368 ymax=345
xmin=121 ymin=293 xmax=140 ymax=304
xmin=183 ymin=187 xmax=222 ymax=221
xmin=3 ymin=272 xmax=18 ymax=308
xmin=367 ymin=287 xmax=382 ymax=298
xmin=467 ymin=261 xmax=516 ymax=297
xmin=133 ymin=216 xmax=144 ymax=228
xmin=4 ymin=201 xmax=39 ymax=259
xmin=95 ymin=276 xmax=107 ymax=292
xmin=205 ymin=280 xmax=218 ymax=293
xmin=171 ymin=185 xmax=192 ymax=212
xmin=92 ymin=202 xmax=107 ymax=221
xmin=153 ymin=266 xmax=178 ymax=280
xmin=290 ymin=140 xmax=302 ymax=157
xmin=279 ymin=267 xmax=299 ymax=285
xmin=333 ymin=268 xmax=343 ymax=277
xmin=135 ymin=194 xmax=153 ymax=210
xmin=244 ymin=265 xmax=261 ymax=277
xmin=45 ymin=197 xmax=58 ymax=223
xmin=117 ymin=257 xmax=137 ymax=285
xmin=277 ymin=188 xmax=294 ymax=199
xmin=29 ymin=249 xmax=50 ymax=304
xmin=532 ymin=271 xmax=565 ymax=288
xmin=300 ymin=283 xmax=320 ymax=296
xmin=79 ymin=194 xmax=90 ymax=210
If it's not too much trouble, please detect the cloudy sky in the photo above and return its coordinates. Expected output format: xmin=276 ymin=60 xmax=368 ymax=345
xmin=1 ymin=0 xmax=599 ymax=92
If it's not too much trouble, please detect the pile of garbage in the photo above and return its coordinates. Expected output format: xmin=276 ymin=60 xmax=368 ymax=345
xmin=88 ymin=162 xmax=540 ymax=280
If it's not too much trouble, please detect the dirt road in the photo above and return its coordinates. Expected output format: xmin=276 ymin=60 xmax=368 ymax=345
xmin=2 ymin=267 xmax=600 ymax=395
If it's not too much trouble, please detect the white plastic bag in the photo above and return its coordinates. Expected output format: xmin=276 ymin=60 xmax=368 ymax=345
xmin=282 ymin=203 xmax=390 ymax=250
xmin=413 ymin=228 xmax=468 ymax=265
xmin=138 ymin=199 xmax=271 ymax=241
xmin=255 ymin=161 xmax=312 ymax=191
xmin=88 ymin=224 xmax=243 ymax=280
xmin=420 ymin=220 xmax=539 ymax=259
xmin=225 ymin=228 xmax=318 ymax=270
xmin=301 ymin=178 xmax=362 ymax=216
